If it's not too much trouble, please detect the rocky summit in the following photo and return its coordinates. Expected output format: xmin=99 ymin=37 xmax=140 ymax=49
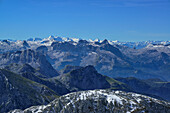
xmin=10 ymin=89 xmax=170 ymax=113
xmin=57 ymin=65 xmax=111 ymax=91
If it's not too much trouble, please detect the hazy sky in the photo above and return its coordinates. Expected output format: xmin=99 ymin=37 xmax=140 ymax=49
xmin=0 ymin=0 xmax=170 ymax=41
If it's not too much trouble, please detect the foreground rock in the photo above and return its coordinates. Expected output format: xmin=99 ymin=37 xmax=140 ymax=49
xmin=0 ymin=69 xmax=58 ymax=113
xmin=10 ymin=89 xmax=170 ymax=113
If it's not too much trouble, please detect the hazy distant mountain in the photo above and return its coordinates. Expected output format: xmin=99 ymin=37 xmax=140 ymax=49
xmin=0 ymin=49 xmax=59 ymax=78
xmin=27 ymin=38 xmax=42 ymax=41
xmin=0 ymin=37 xmax=169 ymax=81
xmin=48 ymin=39 xmax=169 ymax=81
xmin=1 ymin=36 xmax=169 ymax=52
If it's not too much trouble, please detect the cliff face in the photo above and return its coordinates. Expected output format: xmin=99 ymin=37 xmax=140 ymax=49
xmin=0 ymin=69 xmax=58 ymax=113
xmin=57 ymin=65 xmax=111 ymax=91
xmin=0 ymin=49 xmax=59 ymax=78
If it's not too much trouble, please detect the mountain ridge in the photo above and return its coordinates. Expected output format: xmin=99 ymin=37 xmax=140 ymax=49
xmin=0 ymin=37 xmax=169 ymax=81
xmin=9 ymin=89 xmax=170 ymax=113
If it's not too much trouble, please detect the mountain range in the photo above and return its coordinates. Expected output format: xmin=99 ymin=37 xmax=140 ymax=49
xmin=0 ymin=36 xmax=170 ymax=112
xmin=1 ymin=36 xmax=169 ymax=80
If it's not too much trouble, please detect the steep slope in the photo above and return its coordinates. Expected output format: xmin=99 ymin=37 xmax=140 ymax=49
xmin=0 ymin=40 xmax=27 ymax=53
xmin=0 ymin=49 xmax=59 ymax=77
xmin=60 ymin=65 xmax=129 ymax=91
xmin=103 ymin=75 xmax=130 ymax=91
xmin=4 ymin=63 xmax=70 ymax=95
xmin=57 ymin=65 xmax=111 ymax=91
xmin=4 ymin=63 xmax=46 ymax=78
xmin=4 ymin=63 xmax=129 ymax=96
xmin=0 ymin=69 xmax=58 ymax=113
xmin=120 ymin=47 xmax=170 ymax=80
xmin=10 ymin=89 xmax=170 ymax=113
xmin=47 ymin=40 xmax=169 ymax=80
xmin=57 ymin=65 xmax=130 ymax=92
xmin=115 ymin=77 xmax=170 ymax=101
xmin=60 ymin=65 xmax=81 ymax=74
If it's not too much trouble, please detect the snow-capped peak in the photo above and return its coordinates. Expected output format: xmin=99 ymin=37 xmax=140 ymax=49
xmin=47 ymin=35 xmax=55 ymax=40
xmin=94 ymin=38 xmax=101 ymax=42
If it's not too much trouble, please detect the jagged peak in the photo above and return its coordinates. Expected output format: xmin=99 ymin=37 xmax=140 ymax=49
xmin=61 ymin=65 xmax=82 ymax=74
xmin=78 ymin=39 xmax=89 ymax=44
xmin=22 ymin=40 xmax=30 ymax=47
xmin=84 ymin=65 xmax=97 ymax=72
xmin=101 ymin=39 xmax=109 ymax=44
xmin=69 ymin=65 xmax=97 ymax=74
xmin=48 ymin=35 xmax=55 ymax=40
xmin=94 ymin=38 xmax=100 ymax=42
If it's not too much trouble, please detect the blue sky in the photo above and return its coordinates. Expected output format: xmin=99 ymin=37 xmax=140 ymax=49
xmin=0 ymin=0 xmax=170 ymax=41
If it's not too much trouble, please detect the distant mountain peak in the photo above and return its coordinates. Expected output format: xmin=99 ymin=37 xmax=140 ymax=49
xmin=101 ymin=39 xmax=109 ymax=44
xmin=22 ymin=40 xmax=30 ymax=47
xmin=83 ymin=65 xmax=97 ymax=72
xmin=57 ymin=65 xmax=111 ymax=91
xmin=27 ymin=38 xmax=42 ymax=41
xmin=94 ymin=38 xmax=100 ymax=42
xmin=2 ymin=39 xmax=10 ymax=45
xmin=48 ymin=35 xmax=55 ymax=40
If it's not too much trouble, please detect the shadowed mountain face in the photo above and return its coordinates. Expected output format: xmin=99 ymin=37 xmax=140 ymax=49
xmin=57 ymin=65 xmax=111 ymax=91
xmin=1 ymin=64 xmax=130 ymax=112
xmin=4 ymin=63 xmax=70 ymax=96
xmin=115 ymin=77 xmax=170 ymax=101
xmin=60 ymin=65 xmax=82 ymax=74
xmin=58 ymin=65 xmax=130 ymax=91
xmin=0 ymin=69 xmax=58 ymax=113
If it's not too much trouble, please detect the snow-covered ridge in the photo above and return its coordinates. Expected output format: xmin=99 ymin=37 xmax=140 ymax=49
xmin=62 ymin=90 xmax=169 ymax=106
xmin=10 ymin=89 xmax=170 ymax=113
xmin=27 ymin=36 xmax=170 ymax=48
xmin=0 ymin=35 xmax=169 ymax=54
xmin=1 ymin=35 xmax=170 ymax=49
